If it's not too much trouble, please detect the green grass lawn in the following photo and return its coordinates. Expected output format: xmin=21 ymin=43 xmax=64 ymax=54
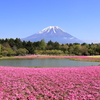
xmin=88 ymin=55 xmax=100 ymax=57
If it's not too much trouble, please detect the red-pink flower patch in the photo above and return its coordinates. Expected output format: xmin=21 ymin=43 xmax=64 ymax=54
xmin=0 ymin=66 xmax=100 ymax=99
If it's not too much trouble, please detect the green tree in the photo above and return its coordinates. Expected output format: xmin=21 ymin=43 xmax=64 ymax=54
xmin=0 ymin=44 xmax=2 ymax=57
xmin=25 ymin=41 xmax=34 ymax=54
xmin=16 ymin=48 xmax=28 ymax=56
xmin=2 ymin=50 xmax=8 ymax=56
xmin=47 ymin=40 xmax=54 ymax=50
xmin=39 ymin=39 xmax=46 ymax=50
xmin=96 ymin=43 xmax=100 ymax=55
xmin=79 ymin=45 xmax=89 ymax=55
xmin=0 ymin=44 xmax=1 ymax=54
xmin=8 ymin=38 xmax=15 ymax=47
xmin=73 ymin=44 xmax=81 ymax=55
xmin=14 ymin=38 xmax=23 ymax=49
xmin=2 ymin=48 xmax=15 ymax=56
xmin=2 ymin=42 xmax=11 ymax=48
xmin=53 ymin=42 xmax=60 ymax=49
xmin=60 ymin=44 xmax=68 ymax=53
xmin=68 ymin=46 xmax=74 ymax=55
xmin=7 ymin=48 xmax=15 ymax=56
xmin=33 ymin=41 xmax=40 ymax=50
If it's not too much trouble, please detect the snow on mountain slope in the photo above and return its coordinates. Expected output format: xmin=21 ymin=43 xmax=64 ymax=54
xmin=22 ymin=26 xmax=84 ymax=44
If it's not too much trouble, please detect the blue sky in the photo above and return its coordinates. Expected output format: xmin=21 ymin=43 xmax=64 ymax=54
xmin=0 ymin=0 xmax=100 ymax=43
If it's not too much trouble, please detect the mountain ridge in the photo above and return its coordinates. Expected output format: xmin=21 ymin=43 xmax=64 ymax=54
xmin=22 ymin=26 xmax=84 ymax=44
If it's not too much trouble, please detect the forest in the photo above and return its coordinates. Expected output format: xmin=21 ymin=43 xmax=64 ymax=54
xmin=0 ymin=38 xmax=100 ymax=56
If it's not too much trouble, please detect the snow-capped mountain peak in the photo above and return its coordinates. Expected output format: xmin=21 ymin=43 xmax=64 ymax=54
xmin=38 ymin=26 xmax=64 ymax=34
xmin=22 ymin=26 xmax=84 ymax=44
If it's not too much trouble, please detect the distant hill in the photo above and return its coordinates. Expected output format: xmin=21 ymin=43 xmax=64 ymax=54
xmin=22 ymin=26 xmax=84 ymax=44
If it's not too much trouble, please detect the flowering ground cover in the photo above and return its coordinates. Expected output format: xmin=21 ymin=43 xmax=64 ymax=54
xmin=0 ymin=66 xmax=100 ymax=100
xmin=14 ymin=55 xmax=100 ymax=62
xmin=78 ymin=56 xmax=100 ymax=59
xmin=2 ymin=55 xmax=100 ymax=62
xmin=16 ymin=55 xmax=100 ymax=59
xmin=15 ymin=55 xmax=79 ymax=58
xmin=2 ymin=55 xmax=79 ymax=60
xmin=72 ymin=56 xmax=100 ymax=62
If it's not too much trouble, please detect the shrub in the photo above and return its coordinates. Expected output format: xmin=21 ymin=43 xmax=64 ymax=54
xmin=0 ymin=55 xmax=2 ymax=58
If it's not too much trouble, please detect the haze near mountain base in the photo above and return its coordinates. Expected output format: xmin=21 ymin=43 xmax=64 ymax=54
xmin=22 ymin=26 xmax=84 ymax=44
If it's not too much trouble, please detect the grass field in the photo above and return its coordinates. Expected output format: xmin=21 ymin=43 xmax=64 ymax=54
xmin=88 ymin=55 xmax=100 ymax=58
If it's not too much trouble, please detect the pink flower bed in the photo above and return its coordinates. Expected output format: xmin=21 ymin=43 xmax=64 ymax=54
xmin=78 ymin=56 xmax=100 ymax=59
xmin=16 ymin=55 xmax=79 ymax=58
xmin=0 ymin=66 xmax=100 ymax=99
xmin=16 ymin=55 xmax=100 ymax=59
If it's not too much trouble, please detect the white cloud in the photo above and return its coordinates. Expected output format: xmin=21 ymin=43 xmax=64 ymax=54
xmin=82 ymin=39 xmax=100 ymax=43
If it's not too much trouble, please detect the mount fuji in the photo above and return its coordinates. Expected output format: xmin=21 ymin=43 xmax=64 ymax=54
xmin=22 ymin=26 xmax=84 ymax=44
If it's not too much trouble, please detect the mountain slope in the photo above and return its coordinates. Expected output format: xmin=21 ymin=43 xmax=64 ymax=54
xmin=22 ymin=26 xmax=84 ymax=44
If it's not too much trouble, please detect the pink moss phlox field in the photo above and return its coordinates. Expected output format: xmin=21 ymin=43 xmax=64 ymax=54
xmin=15 ymin=55 xmax=80 ymax=58
xmin=0 ymin=66 xmax=100 ymax=99
xmin=78 ymin=56 xmax=100 ymax=59
xmin=15 ymin=55 xmax=100 ymax=59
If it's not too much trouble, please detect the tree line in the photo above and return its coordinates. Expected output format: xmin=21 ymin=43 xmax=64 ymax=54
xmin=0 ymin=38 xmax=100 ymax=56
